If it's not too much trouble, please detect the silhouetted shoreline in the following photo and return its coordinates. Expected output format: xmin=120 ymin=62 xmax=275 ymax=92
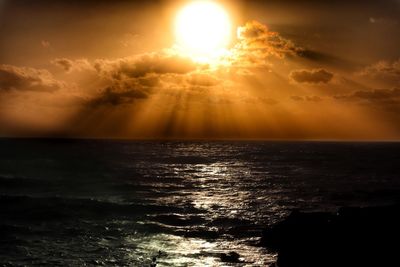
xmin=261 ymin=204 xmax=400 ymax=267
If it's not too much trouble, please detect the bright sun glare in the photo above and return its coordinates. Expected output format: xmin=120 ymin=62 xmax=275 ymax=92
xmin=175 ymin=0 xmax=232 ymax=63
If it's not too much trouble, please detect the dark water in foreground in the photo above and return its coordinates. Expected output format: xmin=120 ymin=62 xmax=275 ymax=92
xmin=1 ymin=139 xmax=400 ymax=266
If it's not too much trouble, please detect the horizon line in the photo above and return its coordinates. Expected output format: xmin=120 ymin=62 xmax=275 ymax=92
xmin=1 ymin=136 xmax=400 ymax=143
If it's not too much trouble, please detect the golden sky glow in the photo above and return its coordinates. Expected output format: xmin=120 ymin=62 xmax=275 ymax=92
xmin=0 ymin=0 xmax=400 ymax=140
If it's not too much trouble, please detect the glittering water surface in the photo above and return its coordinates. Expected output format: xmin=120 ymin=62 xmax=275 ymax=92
xmin=1 ymin=140 xmax=400 ymax=266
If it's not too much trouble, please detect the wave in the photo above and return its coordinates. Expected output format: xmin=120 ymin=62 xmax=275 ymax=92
xmin=0 ymin=195 xmax=194 ymax=222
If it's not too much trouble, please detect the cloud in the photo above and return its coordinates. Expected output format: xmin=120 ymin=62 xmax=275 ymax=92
xmin=290 ymin=69 xmax=334 ymax=84
xmin=228 ymin=21 xmax=305 ymax=69
xmin=335 ymin=88 xmax=400 ymax=102
xmin=242 ymin=96 xmax=278 ymax=105
xmin=93 ymin=52 xmax=198 ymax=80
xmin=88 ymin=86 xmax=149 ymax=106
xmin=51 ymin=58 xmax=91 ymax=72
xmin=186 ymin=73 xmax=220 ymax=87
xmin=50 ymin=21 xmax=312 ymax=109
xmin=231 ymin=21 xmax=304 ymax=67
xmin=49 ymin=51 xmax=232 ymax=107
xmin=53 ymin=58 xmax=73 ymax=72
xmin=291 ymin=95 xmax=323 ymax=102
xmin=41 ymin=40 xmax=51 ymax=49
xmin=47 ymin=21 xmax=325 ymax=108
xmin=335 ymin=88 xmax=400 ymax=112
xmin=82 ymin=52 xmax=203 ymax=106
xmin=0 ymin=64 xmax=65 ymax=92
xmin=358 ymin=58 xmax=400 ymax=79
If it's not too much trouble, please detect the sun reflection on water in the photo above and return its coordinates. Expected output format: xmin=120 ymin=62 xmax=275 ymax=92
xmin=126 ymin=233 xmax=274 ymax=266
xmin=123 ymin=159 xmax=277 ymax=266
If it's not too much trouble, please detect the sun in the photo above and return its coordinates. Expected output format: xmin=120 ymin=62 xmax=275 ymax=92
xmin=175 ymin=0 xmax=232 ymax=63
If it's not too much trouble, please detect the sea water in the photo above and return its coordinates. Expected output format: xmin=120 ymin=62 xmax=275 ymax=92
xmin=1 ymin=140 xmax=400 ymax=266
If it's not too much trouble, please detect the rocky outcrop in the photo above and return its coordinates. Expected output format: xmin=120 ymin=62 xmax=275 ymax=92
xmin=220 ymin=251 xmax=241 ymax=263
xmin=261 ymin=205 xmax=400 ymax=267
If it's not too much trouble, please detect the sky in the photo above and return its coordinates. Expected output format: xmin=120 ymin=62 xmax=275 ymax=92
xmin=0 ymin=0 xmax=400 ymax=140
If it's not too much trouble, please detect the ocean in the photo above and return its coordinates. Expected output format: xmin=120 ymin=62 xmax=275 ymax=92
xmin=1 ymin=139 xmax=400 ymax=266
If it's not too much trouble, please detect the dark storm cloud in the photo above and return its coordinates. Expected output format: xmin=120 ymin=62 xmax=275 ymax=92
xmin=0 ymin=64 xmax=64 ymax=92
xmin=290 ymin=69 xmax=333 ymax=84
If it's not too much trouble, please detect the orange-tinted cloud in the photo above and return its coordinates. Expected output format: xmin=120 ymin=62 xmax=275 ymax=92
xmin=88 ymin=53 xmax=200 ymax=105
xmin=358 ymin=58 xmax=400 ymax=79
xmin=335 ymin=88 xmax=400 ymax=101
xmin=235 ymin=20 xmax=303 ymax=60
xmin=291 ymin=95 xmax=323 ymax=102
xmin=51 ymin=58 xmax=91 ymax=72
xmin=88 ymin=87 xmax=149 ymax=106
xmin=93 ymin=52 xmax=197 ymax=79
xmin=290 ymin=69 xmax=333 ymax=84
xmin=0 ymin=64 xmax=65 ymax=92
xmin=335 ymin=88 xmax=400 ymax=112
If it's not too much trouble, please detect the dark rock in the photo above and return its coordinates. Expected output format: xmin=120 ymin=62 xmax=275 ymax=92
xmin=261 ymin=205 xmax=400 ymax=267
xmin=150 ymin=256 xmax=157 ymax=267
xmin=220 ymin=251 xmax=241 ymax=263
